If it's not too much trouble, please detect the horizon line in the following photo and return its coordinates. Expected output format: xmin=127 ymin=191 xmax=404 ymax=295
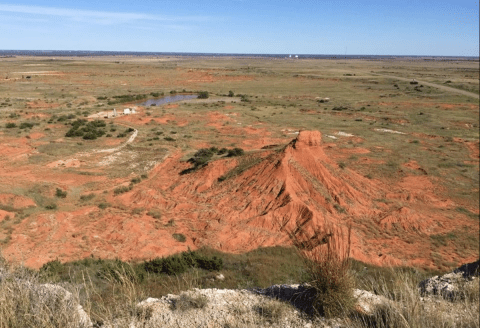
xmin=1 ymin=50 xmax=479 ymax=58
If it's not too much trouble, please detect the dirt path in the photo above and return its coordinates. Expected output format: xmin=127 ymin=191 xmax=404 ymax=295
xmin=373 ymin=73 xmax=479 ymax=99
xmin=94 ymin=128 xmax=138 ymax=154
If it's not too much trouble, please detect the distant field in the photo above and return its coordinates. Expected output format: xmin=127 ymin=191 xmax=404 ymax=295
xmin=0 ymin=56 xmax=478 ymax=272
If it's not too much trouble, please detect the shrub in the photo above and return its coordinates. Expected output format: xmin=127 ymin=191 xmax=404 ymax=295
xmin=197 ymin=91 xmax=209 ymax=99
xmin=55 ymin=188 xmax=67 ymax=198
xmin=39 ymin=259 xmax=65 ymax=278
xmin=217 ymin=148 xmax=228 ymax=155
xmin=143 ymin=250 xmax=223 ymax=275
xmin=289 ymin=224 xmax=355 ymax=318
xmin=80 ymin=193 xmax=95 ymax=201
xmin=196 ymin=256 xmax=223 ymax=271
xmin=98 ymin=202 xmax=110 ymax=209
xmin=227 ymin=148 xmax=244 ymax=157
xmin=228 ymin=90 xmax=235 ymax=97
xmin=45 ymin=203 xmax=57 ymax=210
xmin=114 ymin=185 xmax=132 ymax=195
xmin=5 ymin=122 xmax=16 ymax=128
xmin=240 ymin=94 xmax=250 ymax=102
xmin=164 ymin=136 xmax=175 ymax=141
xmin=188 ymin=148 xmax=215 ymax=167
xmin=147 ymin=210 xmax=161 ymax=219
xmin=173 ymin=233 xmax=187 ymax=242
xmin=19 ymin=122 xmax=34 ymax=129
xmin=131 ymin=177 xmax=141 ymax=184
xmin=145 ymin=255 xmax=188 ymax=275
xmin=65 ymin=119 xmax=106 ymax=139
xmin=132 ymin=207 xmax=144 ymax=215
xmin=82 ymin=132 xmax=98 ymax=140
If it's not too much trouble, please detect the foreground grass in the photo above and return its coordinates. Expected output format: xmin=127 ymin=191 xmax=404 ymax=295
xmin=1 ymin=247 xmax=478 ymax=327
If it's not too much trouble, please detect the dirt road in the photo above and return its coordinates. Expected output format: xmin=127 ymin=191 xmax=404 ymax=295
xmin=373 ymin=74 xmax=479 ymax=99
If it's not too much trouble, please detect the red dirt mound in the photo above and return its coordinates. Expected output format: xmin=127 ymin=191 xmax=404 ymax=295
xmin=2 ymin=131 xmax=477 ymax=270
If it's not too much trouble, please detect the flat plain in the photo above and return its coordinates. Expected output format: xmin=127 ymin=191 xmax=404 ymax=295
xmin=0 ymin=55 xmax=478 ymax=271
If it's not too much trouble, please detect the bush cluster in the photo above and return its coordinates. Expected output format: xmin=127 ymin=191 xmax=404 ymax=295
xmin=197 ymin=91 xmax=209 ymax=99
xmin=144 ymin=250 xmax=223 ymax=276
xmin=107 ymin=94 xmax=148 ymax=105
xmin=188 ymin=148 xmax=218 ymax=167
xmin=147 ymin=210 xmax=161 ymax=219
xmin=116 ymin=128 xmax=133 ymax=138
xmin=181 ymin=147 xmax=245 ymax=175
xmin=19 ymin=122 xmax=35 ymax=129
xmin=65 ymin=119 xmax=107 ymax=140
xmin=227 ymin=148 xmax=244 ymax=157
xmin=172 ymin=233 xmax=187 ymax=242
xmin=239 ymin=94 xmax=250 ymax=102
xmin=150 ymin=91 xmax=164 ymax=97
xmin=80 ymin=193 xmax=95 ymax=201
xmin=55 ymin=188 xmax=67 ymax=198
xmin=114 ymin=185 xmax=132 ymax=195
xmin=45 ymin=203 xmax=57 ymax=210
xmin=56 ymin=114 xmax=76 ymax=122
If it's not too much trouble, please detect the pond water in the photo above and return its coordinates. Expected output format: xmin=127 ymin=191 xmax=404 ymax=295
xmin=138 ymin=94 xmax=198 ymax=107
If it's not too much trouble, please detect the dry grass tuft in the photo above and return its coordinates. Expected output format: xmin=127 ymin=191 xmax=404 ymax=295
xmin=289 ymin=223 xmax=355 ymax=318
xmin=0 ymin=257 xmax=88 ymax=328
xmin=171 ymin=292 xmax=208 ymax=311
xmin=350 ymin=270 xmax=480 ymax=328
xmin=254 ymin=299 xmax=292 ymax=323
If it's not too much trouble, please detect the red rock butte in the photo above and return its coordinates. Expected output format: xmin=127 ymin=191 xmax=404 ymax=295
xmin=2 ymin=131 xmax=477 ymax=269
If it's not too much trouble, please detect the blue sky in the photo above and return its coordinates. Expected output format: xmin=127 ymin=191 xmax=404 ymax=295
xmin=0 ymin=0 xmax=478 ymax=56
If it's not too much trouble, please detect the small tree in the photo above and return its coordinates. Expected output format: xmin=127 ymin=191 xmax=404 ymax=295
xmin=228 ymin=90 xmax=234 ymax=97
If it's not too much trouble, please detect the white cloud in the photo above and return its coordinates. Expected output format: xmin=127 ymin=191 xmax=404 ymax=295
xmin=0 ymin=4 xmax=211 ymax=25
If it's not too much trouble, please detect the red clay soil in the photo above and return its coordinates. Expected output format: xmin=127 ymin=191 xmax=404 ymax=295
xmin=0 ymin=193 xmax=37 ymax=209
xmin=0 ymin=209 xmax=16 ymax=221
xmin=26 ymin=100 xmax=61 ymax=109
xmin=464 ymin=141 xmax=479 ymax=160
xmin=2 ymin=131 xmax=478 ymax=270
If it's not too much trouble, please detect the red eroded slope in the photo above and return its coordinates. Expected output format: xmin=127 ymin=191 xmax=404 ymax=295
xmin=3 ymin=131 xmax=478 ymax=269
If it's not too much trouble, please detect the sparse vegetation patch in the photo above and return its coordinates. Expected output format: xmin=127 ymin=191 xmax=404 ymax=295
xmin=65 ymin=119 xmax=107 ymax=140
